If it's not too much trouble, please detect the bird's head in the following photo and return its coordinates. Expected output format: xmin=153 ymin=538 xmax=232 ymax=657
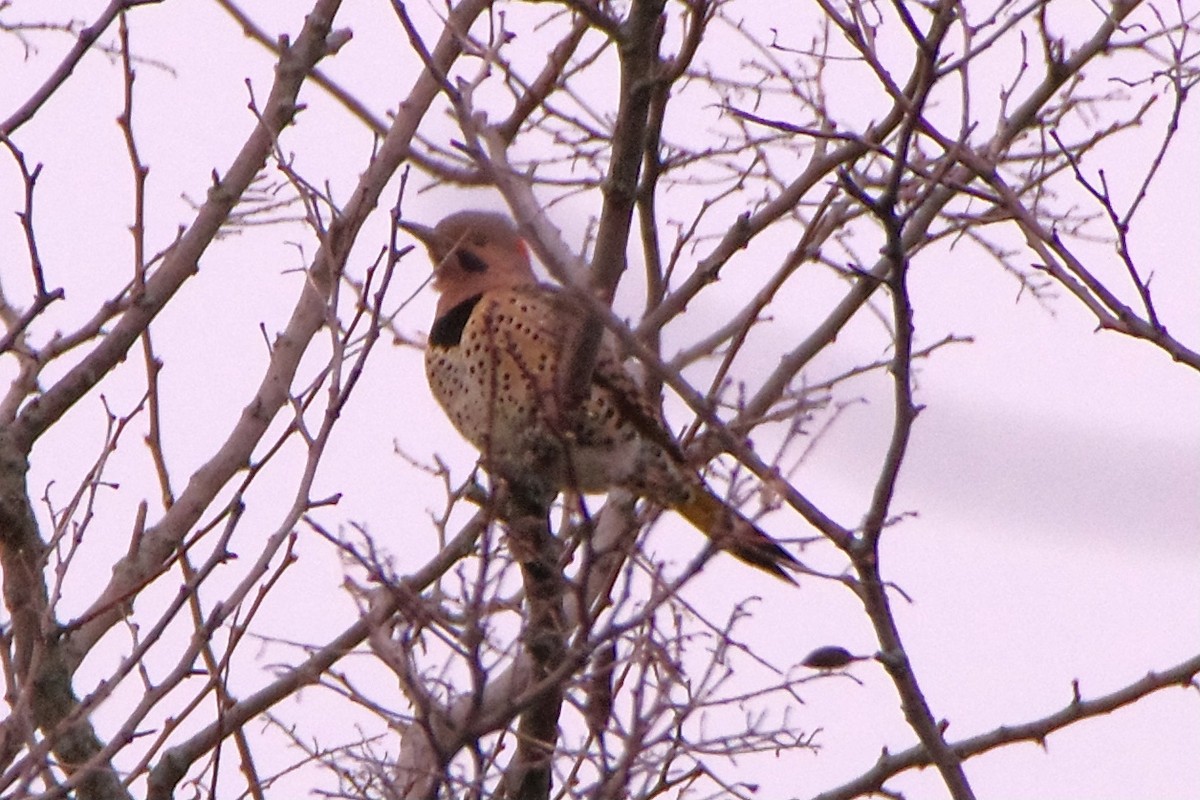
xmin=400 ymin=210 xmax=537 ymax=315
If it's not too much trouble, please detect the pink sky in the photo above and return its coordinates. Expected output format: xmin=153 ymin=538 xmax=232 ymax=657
xmin=1 ymin=1 xmax=1197 ymax=797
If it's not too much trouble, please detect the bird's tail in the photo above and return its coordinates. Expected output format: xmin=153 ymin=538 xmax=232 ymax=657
xmin=671 ymin=483 xmax=799 ymax=584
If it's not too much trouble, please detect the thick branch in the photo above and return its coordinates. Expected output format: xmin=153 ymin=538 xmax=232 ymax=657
xmin=0 ymin=5 xmax=349 ymax=799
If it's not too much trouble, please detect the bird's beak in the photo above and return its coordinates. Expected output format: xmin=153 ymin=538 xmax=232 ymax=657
xmin=398 ymin=219 xmax=438 ymax=247
xmin=399 ymin=219 xmax=454 ymax=291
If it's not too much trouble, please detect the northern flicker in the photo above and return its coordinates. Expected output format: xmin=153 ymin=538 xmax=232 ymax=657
xmin=403 ymin=210 xmax=798 ymax=582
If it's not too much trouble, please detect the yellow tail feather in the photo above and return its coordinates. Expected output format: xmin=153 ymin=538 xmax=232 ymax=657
xmin=671 ymin=485 xmax=798 ymax=584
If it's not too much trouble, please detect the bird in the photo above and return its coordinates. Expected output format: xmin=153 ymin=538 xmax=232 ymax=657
xmin=401 ymin=210 xmax=799 ymax=583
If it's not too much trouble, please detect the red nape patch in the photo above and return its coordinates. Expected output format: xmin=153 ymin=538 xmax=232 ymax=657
xmin=516 ymin=239 xmax=529 ymax=258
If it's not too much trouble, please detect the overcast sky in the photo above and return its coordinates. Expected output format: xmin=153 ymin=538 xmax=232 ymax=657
xmin=1 ymin=1 xmax=1197 ymax=798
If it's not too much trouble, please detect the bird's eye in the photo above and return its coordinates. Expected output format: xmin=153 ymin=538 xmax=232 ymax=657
xmin=457 ymin=249 xmax=489 ymax=273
